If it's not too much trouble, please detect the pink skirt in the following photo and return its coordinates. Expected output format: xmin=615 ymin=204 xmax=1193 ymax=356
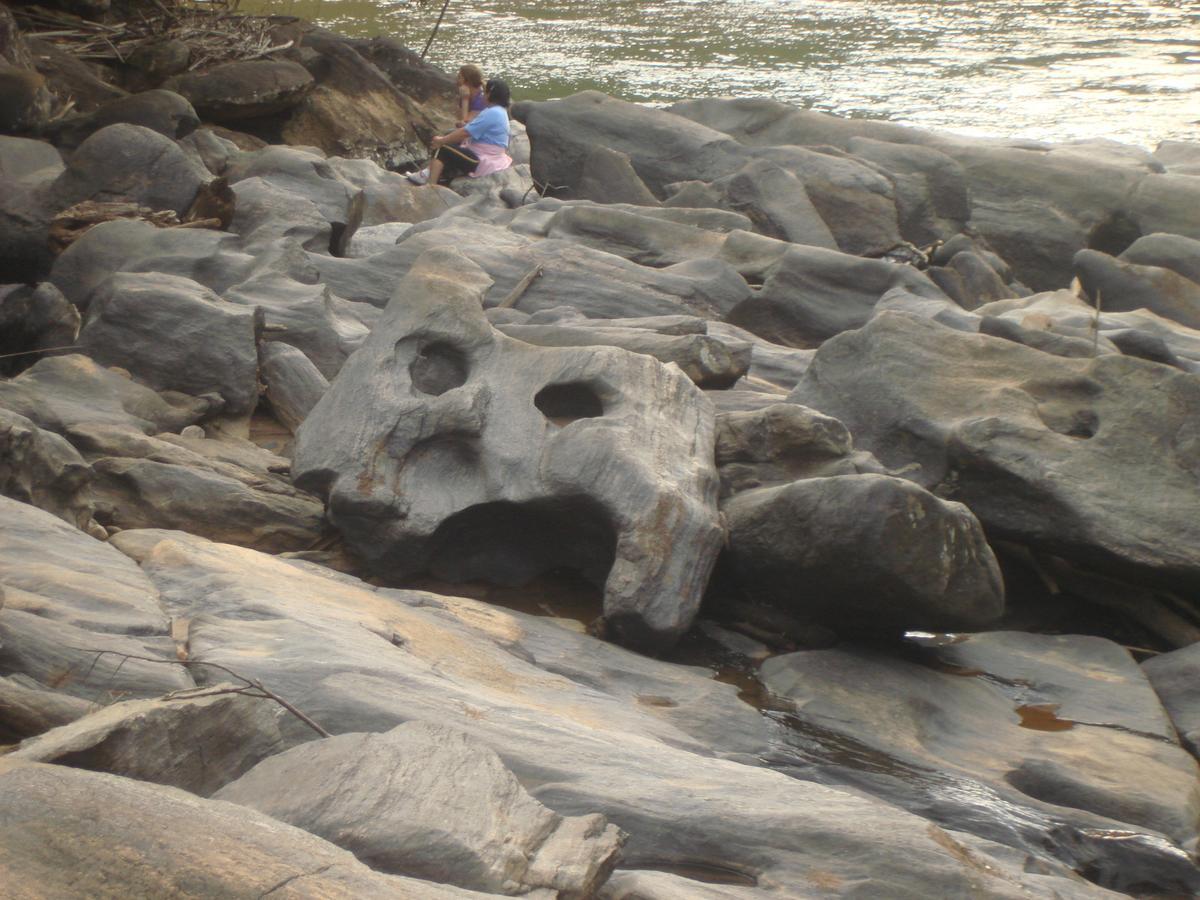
xmin=465 ymin=140 xmax=513 ymax=178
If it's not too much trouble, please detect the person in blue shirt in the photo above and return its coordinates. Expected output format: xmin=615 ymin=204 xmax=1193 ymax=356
xmin=408 ymin=79 xmax=513 ymax=186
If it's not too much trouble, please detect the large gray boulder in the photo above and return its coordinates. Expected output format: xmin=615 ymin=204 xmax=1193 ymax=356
xmin=259 ymin=341 xmax=330 ymax=433
xmin=0 ymin=493 xmax=166 ymax=635
xmin=727 ymin=243 xmax=950 ymax=346
xmin=0 ymin=760 xmax=486 ymax=898
xmin=0 ymin=354 xmax=221 ymax=436
xmin=44 ymin=89 xmax=200 ymax=153
xmin=12 ymin=686 xmax=285 ymax=796
xmin=292 ymin=249 xmax=723 ymax=650
xmin=1121 ymin=232 xmax=1200 ymax=285
xmin=762 ymin=633 xmax=1200 ymax=883
xmin=0 ymin=407 xmax=93 ymax=528
xmin=1144 ymin=643 xmax=1200 ymax=758
xmin=722 ymin=474 xmax=1004 ymax=633
xmin=1074 ymin=248 xmax=1200 ymax=330
xmin=0 ymin=136 xmax=65 ymax=281
xmin=790 ymin=312 xmax=1200 ymax=588
xmin=216 ymin=721 xmax=624 ymax=895
xmin=79 ymin=271 xmax=259 ymax=417
xmin=120 ymin=532 xmax=1138 ymax=896
xmin=0 ymin=281 xmax=80 ymax=376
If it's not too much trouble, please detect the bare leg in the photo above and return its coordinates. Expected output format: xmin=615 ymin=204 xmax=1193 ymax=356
xmin=428 ymin=155 xmax=445 ymax=185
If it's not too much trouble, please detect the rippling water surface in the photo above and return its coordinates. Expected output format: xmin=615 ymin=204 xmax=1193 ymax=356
xmin=238 ymin=0 xmax=1199 ymax=147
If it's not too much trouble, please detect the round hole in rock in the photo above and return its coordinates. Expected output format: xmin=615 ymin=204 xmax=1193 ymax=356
xmin=534 ymin=381 xmax=604 ymax=426
xmin=425 ymin=497 xmax=617 ymax=600
xmin=410 ymin=341 xmax=468 ymax=396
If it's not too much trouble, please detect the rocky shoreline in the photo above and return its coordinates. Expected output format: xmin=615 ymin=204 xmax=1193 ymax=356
xmin=3 ymin=2 xmax=1200 ymax=897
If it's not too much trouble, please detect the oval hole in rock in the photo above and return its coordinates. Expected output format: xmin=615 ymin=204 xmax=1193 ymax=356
xmin=534 ymin=382 xmax=604 ymax=426
xmin=410 ymin=341 xmax=468 ymax=396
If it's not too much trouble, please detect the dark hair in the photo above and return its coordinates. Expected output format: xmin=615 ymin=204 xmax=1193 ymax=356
xmin=484 ymin=78 xmax=511 ymax=109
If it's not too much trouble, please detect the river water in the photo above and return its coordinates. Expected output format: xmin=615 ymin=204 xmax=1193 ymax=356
xmin=238 ymin=0 xmax=1200 ymax=149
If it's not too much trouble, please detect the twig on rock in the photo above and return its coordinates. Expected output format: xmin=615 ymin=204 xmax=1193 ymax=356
xmin=496 ymin=264 xmax=544 ymax=309
xmin=67 ymin=647 xmax=332 ymax=737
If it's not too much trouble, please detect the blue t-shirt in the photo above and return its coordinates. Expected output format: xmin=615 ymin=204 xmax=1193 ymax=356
xmin=465 ymin=106 xmax=510 ymax=147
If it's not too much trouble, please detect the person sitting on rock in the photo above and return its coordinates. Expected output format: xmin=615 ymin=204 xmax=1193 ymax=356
xmin=457 ymin=64 xmax=487 ymax=126
xmin=408 ymin=78 xmax=513 ymax=187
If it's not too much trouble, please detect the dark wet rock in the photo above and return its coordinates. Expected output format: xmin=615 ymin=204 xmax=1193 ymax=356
xmin=48 ymin=124 xmax=210 ymax=219
xmin=0 ymin=493 xmax=166 ymax=635
xmin=725 ymin=244 xmax=949 ymax=346
xmin=124 ymin=39 xmax=191 ymax=88
xmin=714 ymin=403 xmax=885 ymax=499
xmin=1120 ymin=232 xmax=1200 ymax=285
xmin=121 ymin=532 xmax=1118 ymax=898
xmin=26 ymin=35 xmax=127 ymax=114
xmin=49 ymin=218 xmax=253 ymax=310
xmin=1144 ymin=644 xmax=1200 ymax=758
xmin=43 ymin=89 xmax=199 ymax=153
xmin=344 ymin=34 xmax=457 ymax=105
xmin=578 ymin=144 xmax=661 ymax=206
xmin=12 ymin=686 xmax=285 ymax=797
xmin=0 ymin=408 xmax=93 ymax=528
xmin=846 ymin=136 xmax=971 ymax=244
xmin=1074 ymin=248 xmax=1200 ymax=331
xmin=165 ymin=59 xmax=314 ymax=122
xmin=706 ymin=322 xmax=814 ymax=392
xmin=0 ymin=608 xmax=189 ymax=702
xmin=216 ymin=721 xmax=624 ymax=895
xmin=762 ymin=633 xmax=1200 ymax=876
xmin=79 ymin=272 xmax=259 ymax=417
xmin=260 ymin=341 xmax=329 ymax=434
xmin=0 ymin=760 xmax=486 ymax=898
xmin=722 ymin=474 xmax=1004 ymax=633
xmin=66 ymin=424 xmax=325 ymax=553
xmin=789 ymin=312 xmax=1200 ymax=588
xmin=0 ymin=354 xmax=220 ymax=436
xmin=0 ymin=137 xmax=64 ymax=282
xmin=0 ymin=674 xmax=92 ymax=743
xmin=495 ymin=321 xmax=750 ymax=389
xmin=0 ymin=282 xmax=79 ymax=377
xmin=292 ymin=248 xmax=722 ymax=650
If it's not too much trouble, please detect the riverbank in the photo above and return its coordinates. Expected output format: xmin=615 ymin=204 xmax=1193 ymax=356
xmin=3 ymin=3 xmax=1200 ymax=897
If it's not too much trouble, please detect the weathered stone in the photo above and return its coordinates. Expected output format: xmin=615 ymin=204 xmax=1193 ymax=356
xmin=12 ymin=686 xmax=286 ymax=797
xmin=165 ymin=59 xmax=314 ymax=122
xmin=0 ymin=282 xmax=78 ymax=376
xmin=0 ymin=354 xmax=221 ymax=436
xmin=704 ymin=158 xmax=837 ymax=248
xmin=326 ymin=154 xmax=462 ymax=226
xmin=1120 ymin=232 xmax=1200 ymax=285
xmin=43 ymin=89 xmax=199 ymax=153
xmin=789 ymin=311 xmax=1200 ymax=588
xmin=0 ymin=62 xmax=51 ymax=133
xmin=762 ymin=633 xmax=1200 ymax=873
xmin=1144 ymin=644 xmax=1200 ymax=758
xmin=1074 ymin=248 xmax=1200 ymax=330
xmin=229 ymin=175 xmax=332 ymax=252
xmin=217 ymin=721 xmax=624 ymax=895
xmin=577 ymin=144 xmax=661 ymax=206
xmin=0 ymin=674 xmax=92 ymax=743
xmin=48 ymin=124 xmax=210 ymax=218
xmin=80 ymin=272 xmax=259 ymax=417
xmin=0 ymin=493 xmax=166 ymax=635
xmin=293 ymin=248 xmax=723 ymax=650
xmin=0 ymin=408 xmax=92 ymax=528
xmin=714 ymin=403 xmax=884 ymax=499
xmin=260 ymin=341 xmax=329 ymax=433
xmin=726 ymin=243 xmax=950 ymax=346
xmin=723 ymin=474 xmax=1004 ymax=633
xmin=0 ymin=760 xmax=487 ymax=898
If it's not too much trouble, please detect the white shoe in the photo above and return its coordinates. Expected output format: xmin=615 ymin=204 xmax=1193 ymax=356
xmin=406 ymin=167 xmax=429 ymax=185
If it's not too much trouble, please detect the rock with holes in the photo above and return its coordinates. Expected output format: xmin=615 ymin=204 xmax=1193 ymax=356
xmin=722 ymin=474 xmax=1004 ymax=634
xmin=0 ymin=760 xmax=487 ymax=898
xmin=215 ymin=721 xmax=624 ymax=894
xmin=292 ymin=247 xmax=723 ymax=650
xmin=788 ymin=311 xmax=1200 ymax=588
xmin=761 ymin=633 xmax=1200 ymax=870
xmin=11 ymin=685 xmax=285 ymax=797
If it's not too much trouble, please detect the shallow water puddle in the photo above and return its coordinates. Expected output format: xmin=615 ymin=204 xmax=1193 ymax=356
xmin=1016 ymin=702 xmax=1075 ymax=732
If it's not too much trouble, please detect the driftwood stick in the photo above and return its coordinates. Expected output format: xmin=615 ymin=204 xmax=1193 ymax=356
xmin=496 ymin=264 xmax=544 ymax=309
xmin=420 ymin=0 xmax=452 ymax=60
